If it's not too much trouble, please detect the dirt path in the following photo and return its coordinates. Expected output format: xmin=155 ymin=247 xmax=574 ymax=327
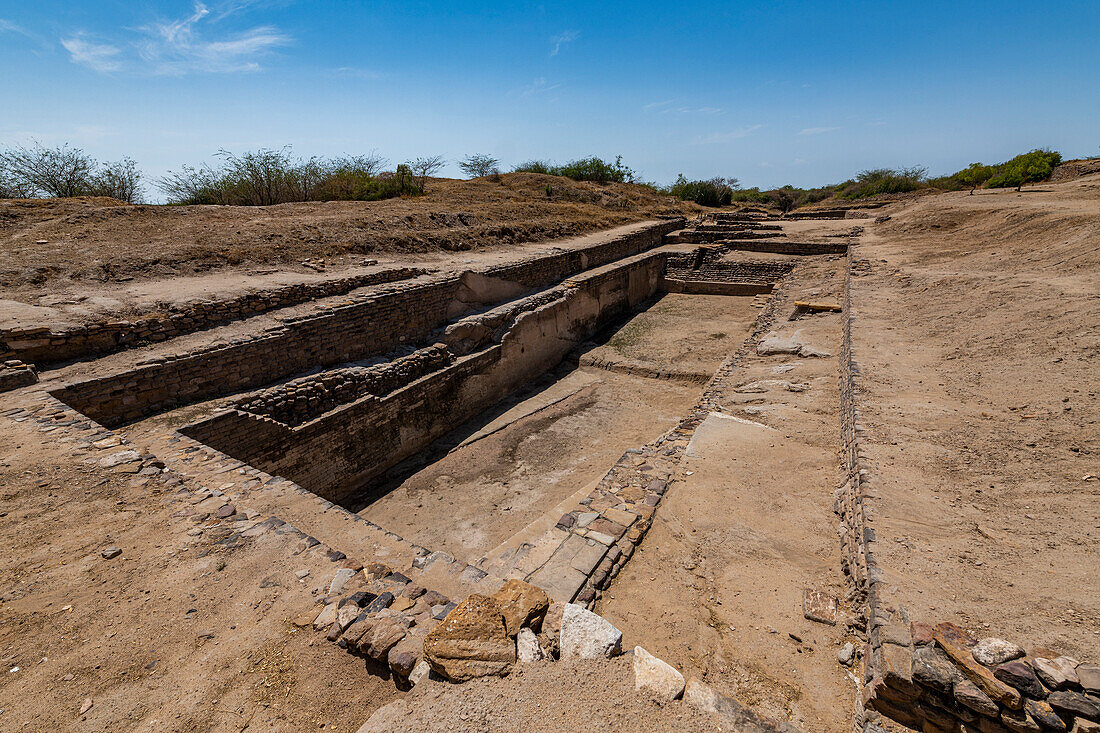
xmin=850 ymin=177 xmax=1100 ymax=658
xmin=597 ymin=257 xmax=853 ymax=732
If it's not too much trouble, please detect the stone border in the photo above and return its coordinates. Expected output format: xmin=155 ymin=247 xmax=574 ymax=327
xmin=1 ymin=267 xmax=429 ymax=367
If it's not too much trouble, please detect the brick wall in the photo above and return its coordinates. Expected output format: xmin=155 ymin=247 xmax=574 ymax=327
xmin=178 ymin=252 xmax=666 ymax=505
xmin=50 ymin=220 xmax=682 ymax=428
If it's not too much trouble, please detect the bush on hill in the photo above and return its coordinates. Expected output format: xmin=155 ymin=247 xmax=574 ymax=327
xmin=513 ymin=156 xmax=636 ymax=183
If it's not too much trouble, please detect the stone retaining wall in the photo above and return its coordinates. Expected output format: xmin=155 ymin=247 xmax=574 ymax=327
xmin=180 ymin=252 xmax=667 ymax=505
xmin=839 ymin=247 xmax=1100 ymax=733
xmin=0 ymin=266 xmax=428 ymax=366
xmin=50 ymin=220 xmax=682 ymax=428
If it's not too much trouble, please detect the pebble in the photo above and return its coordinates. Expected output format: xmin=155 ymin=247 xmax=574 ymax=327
xmin=80 ymin=698 xmax=93 ymax=714
xmin=101 ymin=546 xmax=122 ymax=560
xmin=838 ymin=642 xmax=855 ymax=666
xmin=972 ymin=637 xmax=1025 ymax=666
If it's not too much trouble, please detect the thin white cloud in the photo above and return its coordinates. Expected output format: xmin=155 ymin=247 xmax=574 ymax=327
xmin=797 ymin=126 xmax=841 ymax=136
xmin=550 ymin=30 xmax=578 ymax=56
xmin=1 ymin=18 xmax=31 ymax=37
xmin=137 ymin=3 xmax=290 ymax=74
xmin=61 ymin=35 xmax=123 ymax=72
xmin=643 ymin=99 xmax=673 ymax=110
xmin=693 ymin=125 xmax=764 ymax=145
xmin=520 ymin=77 xmax=562 ymax=97
xmin=60 ymin=2 xmax=290 ymax=75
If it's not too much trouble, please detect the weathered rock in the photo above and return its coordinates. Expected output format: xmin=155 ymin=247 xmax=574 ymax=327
xmin=80 ymin=698 xmax=93 ymax=714
xmin=1079 ymin=665 xmax=1100 ymax=695
xmin=911 ymin=622 xmax=934 ymax=646
xmin=538 ymin=602 xmax=565 ymax=658
xmin=328 ymin=567 xmax=356 ymax=595
xmin=974 ymin=638 xmax=1026 ymax=667
xmin=954 ymin=676 xmax=1001 ymax=717
xmin=490 ymin=579 xmax=549 ymax=637
xmin=802 ymin=588 xmax=838 ymax=625
xmin=421 ymin=594 xmax=515 ymax=682
xmin=1025 ymin=699 xmax=1067 ymax=732
xmin=387 ymin=632 xmax=425 ymax=678
xmin=996 ymin=661 xmax=1046 ymax=698
xmin=1034 ymin=657 xmax=1081 ymax=690
xmin=935 ymin=622 xmax=1023 ymax=710
xmin=408 ymin=659 xmax=432 ymax=686
xmin=757 ymin=332 xmax=801 ymax=355
xmin=364 ymin=592 xmax=394 ymax=614
xmin=838 ymin=642 xmax=855 ymax=666
xmin=633 ymin=646 xmax=685 ymax=701
xmin=559 ymin=603 xmax=622 ymax=660
xmin=1048 ymin=690 xmax=1100 ymax=720
xmin=358 ymin=619 xmax=407 ymax=661
xmin=516 ymin=628 xmax=544 ymax=663
xmin=879 ymin=643 xmax=919 ymax=699
xmin=312 ymin=603 xmax=338 ymax=631
xmin=99 ymin=450 xmax=141 ymax=468
xmin=1002 ymin=707 xmax=1043 ymax=733
xmin=1073 ymin=720 xmax=1100 ymax=733
xmin=101 ymin=546 xmax=122 ymax=559
xmin=683 ymin=678 xmax=791 ymax=730
xmin=912 ymin=645 xmax=961 ymax=695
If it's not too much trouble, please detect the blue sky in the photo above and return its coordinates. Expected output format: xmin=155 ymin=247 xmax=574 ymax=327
xmin=2 ymin=1 xmax=1098 ymax=197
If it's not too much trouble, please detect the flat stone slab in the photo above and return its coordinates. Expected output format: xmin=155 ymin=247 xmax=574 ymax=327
xmin=802 ymin=588 xmax=837 ymax=625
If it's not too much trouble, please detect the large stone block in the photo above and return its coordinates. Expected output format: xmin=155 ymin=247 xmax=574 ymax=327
xmin=490 ymin=579 xmax=549 ymax=637
xmin=421 ymin=594 xmax=515 ymax=682
xmin=559 ymin=603 xmax=622 ymax=660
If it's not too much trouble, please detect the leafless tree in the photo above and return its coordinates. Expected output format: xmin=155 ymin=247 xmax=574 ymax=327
xmin=87 ymin=158 xmax=144 ymax=203
xmin=459 ymin=153 xmax=501 ymax=178
xmin=0 ymin=143 xmax=98 ymax=198
xmin=407 ymin=155 xmax=446 ymax=193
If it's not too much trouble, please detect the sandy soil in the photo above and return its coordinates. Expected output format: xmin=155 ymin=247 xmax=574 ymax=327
xmin=0 ymin=174 xmax=699 ymax=295
xmin=0 ymin=393 xmax=400 ymax=732
xmin=358 ymin=655 xmax=724 ymax=732
xmin=849 ymin=175 xmax=1100 ymax=658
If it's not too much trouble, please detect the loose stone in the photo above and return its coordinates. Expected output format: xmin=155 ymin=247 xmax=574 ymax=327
xmin=559 ymin=603 xmax=622 ymax=660
xmin=490 ymin=579 xmax=549 ymax=638
xmin=838 ymin=642 xmax=855 ymax=666
xmin=516 ymin=628 xmax=545 ymax=663
xmin=995 ymin=660 xmax=1047 ymax=698
xmin=954 ymin=676 xmax=1000 ymax=717
xmin=421 ymin=594 xmax=515 ymax=682
xmin=1047 ymin=690 xmax=1100 ymax=720
xmin=1034 ymin=657 xmax=1080 ymax=690
xmin=633 ymin=646 xmax=685 ymax=701
xmin=973 ymin=638 xmax=1026 ymax=667
xmin=101 ymin=546 xmax=122 ymax=560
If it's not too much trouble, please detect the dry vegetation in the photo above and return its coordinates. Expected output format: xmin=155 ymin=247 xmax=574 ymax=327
xmin=0 ymin=173 xmax=701 ymax=292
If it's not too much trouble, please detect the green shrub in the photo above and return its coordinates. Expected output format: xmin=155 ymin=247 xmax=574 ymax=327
xmin=666 ymin=175 xmax=737 ymax=206
xmin=513 ymin=155 xmax=636 ymax=183
xmin=837 ymin=167 xmax=927 ymax=200
xmin=984 ymin=149 xmax=1061 ymax=190
xmin=513 ymin=159 xmax=553 ymax=175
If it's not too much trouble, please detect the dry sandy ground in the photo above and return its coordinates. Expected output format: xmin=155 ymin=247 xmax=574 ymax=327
xmin=597 ymin=256 xmax=854 ymax=733
xmin=850 ymin=176 xmax=1100 ymax=658
xmin=0 ymin=392 xmax=401 ymax=732
xmin=358 ymin=655 xmax=724 ymax=732
xmin=0 ymin=174 xmax=698 ymax=296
